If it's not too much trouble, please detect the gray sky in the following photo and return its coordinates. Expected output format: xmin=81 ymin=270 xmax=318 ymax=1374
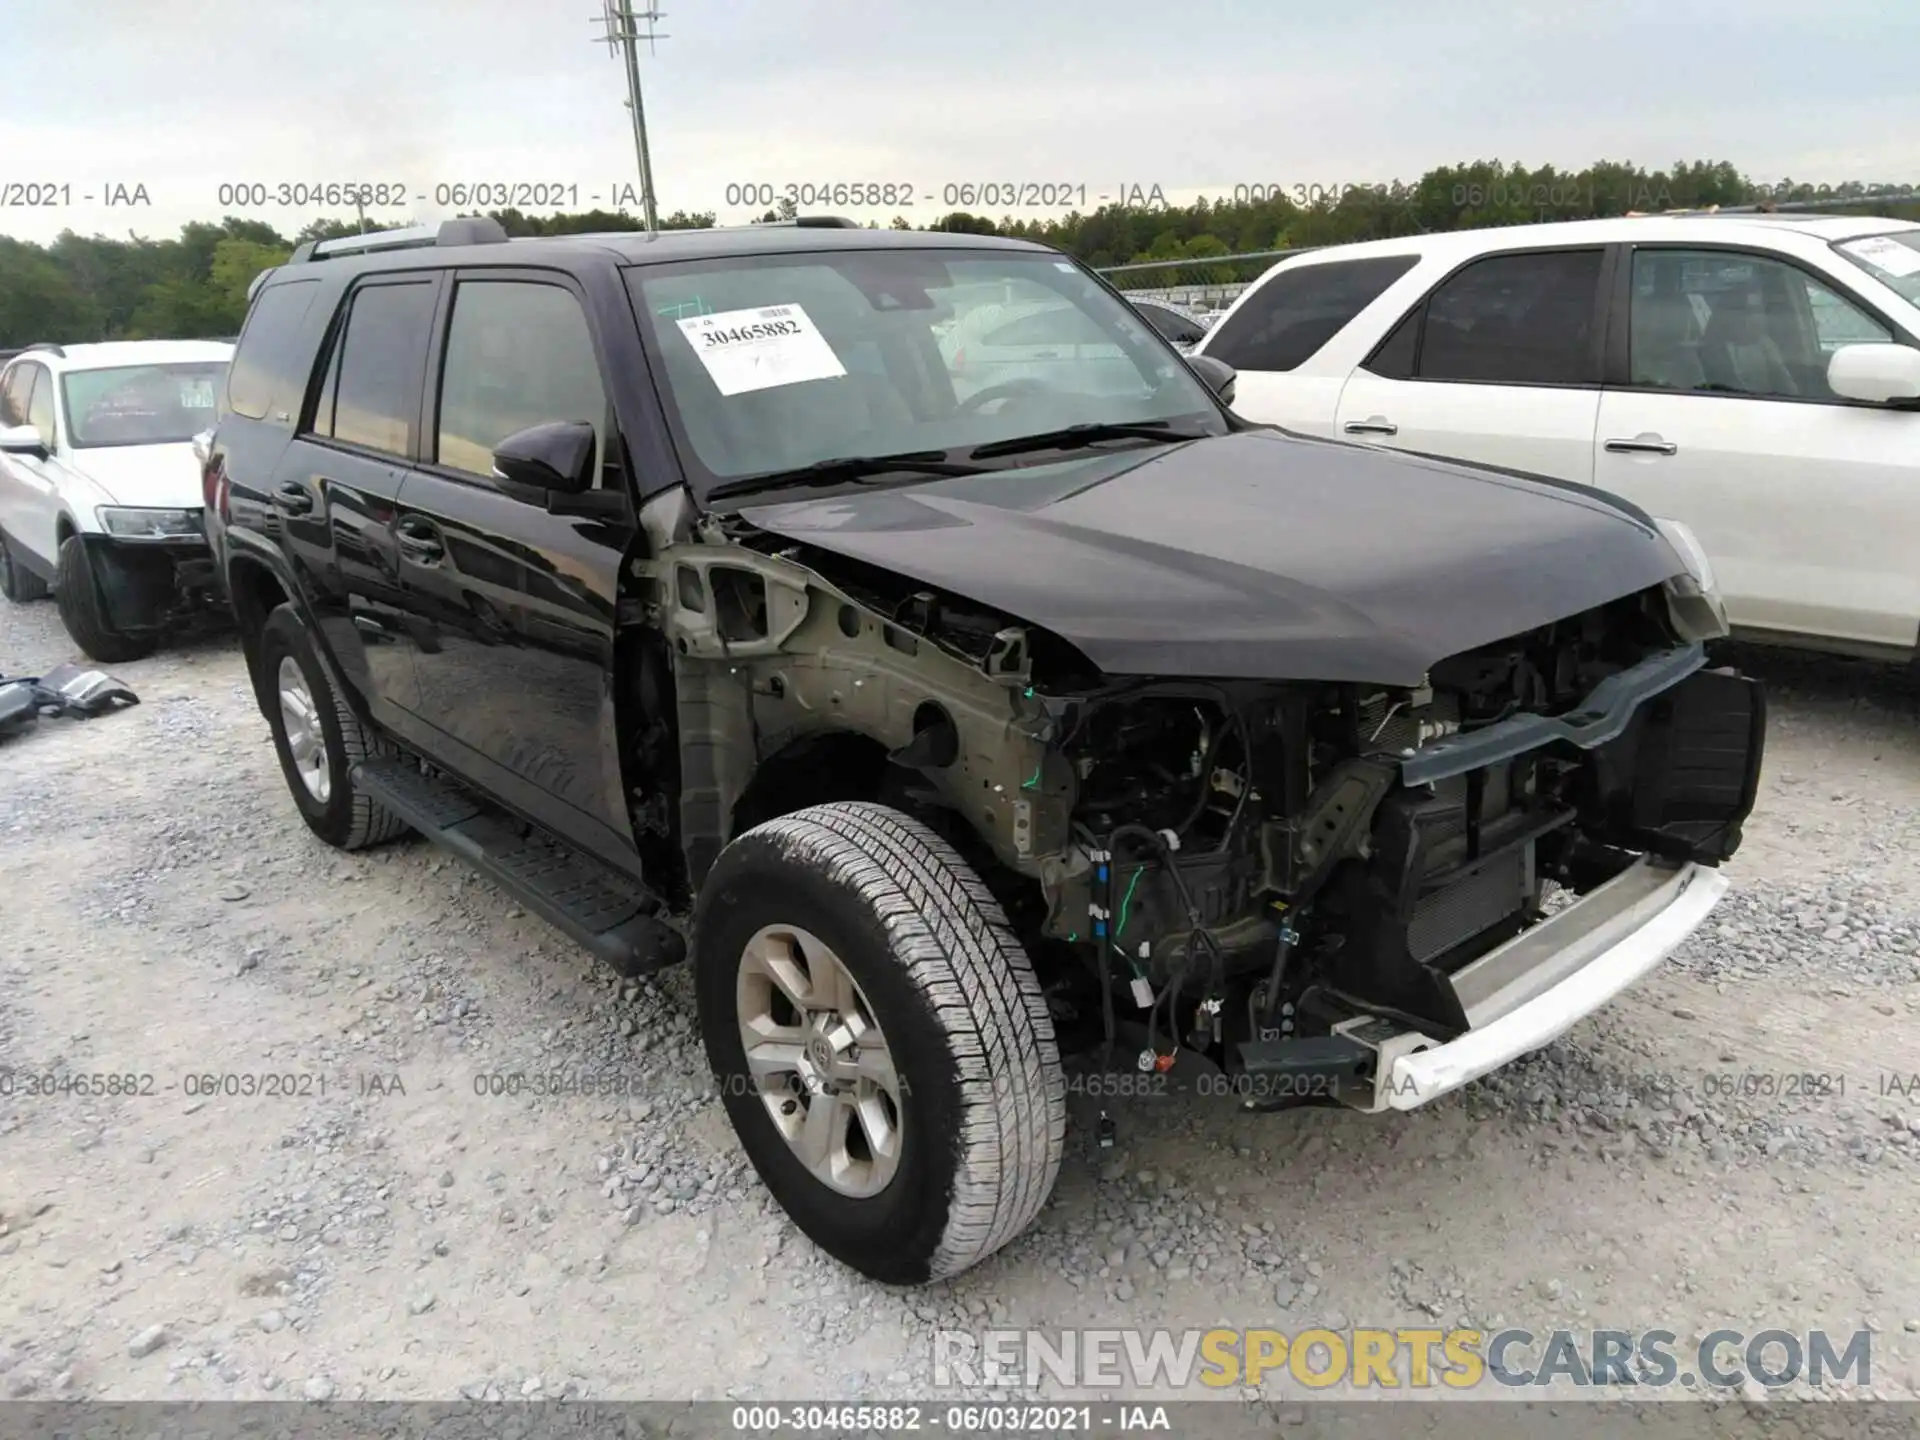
xmin=2 ymin=0 xmax=1915 ymax=245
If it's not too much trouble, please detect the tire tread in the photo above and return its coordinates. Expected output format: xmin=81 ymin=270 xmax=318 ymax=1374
xmin=745 ymin=802 xmax=1066 ymax=1279
xmin=262 ymin=602 xmax=407 ymax=851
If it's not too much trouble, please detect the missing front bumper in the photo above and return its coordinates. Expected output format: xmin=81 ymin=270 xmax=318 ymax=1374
xmin=1328 ymin=856 xmax=1727 ymax=1113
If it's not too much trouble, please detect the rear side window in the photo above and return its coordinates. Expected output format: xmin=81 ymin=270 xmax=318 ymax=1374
xmin=1412 ymin=249 xmax=1605 ymax=386
xmin=226 ymin=279 xmax=322 ymax=421
xmin=1205 ymin=256 xmax=1419 ymax=371
xmin=311 ymin=280 xmax=437 ymax=457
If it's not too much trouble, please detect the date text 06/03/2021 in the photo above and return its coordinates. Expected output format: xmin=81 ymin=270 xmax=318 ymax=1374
xmin=0 ymin=1069 xmax=405 ymax=1099
xmin=721 ymin=181 xmax=1170 ymax=210
xmin=727 ymin=1403 xmax=1174 ymax=1433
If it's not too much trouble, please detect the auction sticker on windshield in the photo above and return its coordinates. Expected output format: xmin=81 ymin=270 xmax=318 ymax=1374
xmin=1840 ymin=235 xmax=1920 ymax=278
xmin=676 ymin=304 xmax=848 ymax=395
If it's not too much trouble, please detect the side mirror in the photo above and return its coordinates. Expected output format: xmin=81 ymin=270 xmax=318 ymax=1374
xmin=491 ymin=421 xmax=598 ymax=499
xmin=1187 ymin=354 xmax=1236 ymax=406
xmin=1828 ymin=344 xmax=1920 ymax=405
xmin=0 ymin=423 xmax=48 ymax=459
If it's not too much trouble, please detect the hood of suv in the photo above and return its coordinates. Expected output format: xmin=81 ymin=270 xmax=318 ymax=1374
xmin=70 ymin=442 xmax=202 ymax=510
xmin=737 ymin=429 xmax=1687 ymax=685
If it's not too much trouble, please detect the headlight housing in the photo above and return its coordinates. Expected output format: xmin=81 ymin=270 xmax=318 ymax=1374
xmin=1655 ymin=517 xmax=1716 ymax=594
xmin=97 ymin=506 xmax=202 ymax=538
xmin=1654 ymin=517 xmax=1728 ymax=641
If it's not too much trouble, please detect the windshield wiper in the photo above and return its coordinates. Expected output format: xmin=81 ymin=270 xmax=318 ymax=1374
xmin=707 ymin=451 xmax=987 ymax=502
xmin=968 ymin=420 xmax=1208 ymax=461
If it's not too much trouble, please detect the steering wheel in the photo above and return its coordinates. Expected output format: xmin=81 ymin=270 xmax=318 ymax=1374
xmin=955 ymin=377 xmax=1059 ymax=415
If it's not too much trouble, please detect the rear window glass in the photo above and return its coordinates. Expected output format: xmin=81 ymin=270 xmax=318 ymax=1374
xmin=318 ymin=281 xmax=438 ymax=456
xmin=226 ymin=279 xmax=322 ymax=421
xmin=1205 ymin=256 xmax=1419 ymax=371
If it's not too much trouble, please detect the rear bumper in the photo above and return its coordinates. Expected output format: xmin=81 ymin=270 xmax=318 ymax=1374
xmin=1334 ymin=857 xmax=1727 ymax=1113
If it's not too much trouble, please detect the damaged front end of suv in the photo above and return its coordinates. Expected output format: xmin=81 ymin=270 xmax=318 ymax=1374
xmin=632 ymin=433 xmax=1761 ymax=1122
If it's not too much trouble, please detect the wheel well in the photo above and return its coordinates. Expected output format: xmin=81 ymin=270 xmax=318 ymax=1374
xmin=730 ymin=730 xmax=892 ymax=839
xmin=227 ymin=558 xmax=291 ymax=710
xmin=55 ymin=515 xmax=76 ymax=545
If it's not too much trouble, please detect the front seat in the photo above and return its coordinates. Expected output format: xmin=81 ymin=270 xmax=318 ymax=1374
xmin=1631 ymin=292 xmax=1708 ymax=391
xmin=1699 ymin=290 xmax=1798 ymax=397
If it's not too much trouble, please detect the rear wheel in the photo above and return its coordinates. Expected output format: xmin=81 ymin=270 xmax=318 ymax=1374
xmin=694 ymin=802 xmax=1066 ymax=1284
xmin=0 ymin=528 xmax=50 ymax=603
xmin=258 ymin=603 xmax=408 ymax=851
xmin=54 ymin=536 xmax=152 ymax=662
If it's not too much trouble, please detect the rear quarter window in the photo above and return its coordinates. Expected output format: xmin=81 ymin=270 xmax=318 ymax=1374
xmin=1205 ymin=255 xmax=1420 ymax=372
xmin=225 ymin=278 xmax=324 ymax=422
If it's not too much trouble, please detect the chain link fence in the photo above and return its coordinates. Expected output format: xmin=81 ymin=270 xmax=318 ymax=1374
xmin=1092 ymin=190 xmax=1920 ymax=317
xmin=1094 ymin=249 xmax=1300 ymax=315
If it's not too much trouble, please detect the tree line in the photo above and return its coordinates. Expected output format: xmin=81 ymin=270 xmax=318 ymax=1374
xmin=3 ymin=158 xmax=1916 ymax=345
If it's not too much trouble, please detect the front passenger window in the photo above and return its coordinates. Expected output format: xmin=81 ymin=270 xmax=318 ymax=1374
xmin=435 ymin=281 xmax=610 ymax=483
xmin=1628 ymin=249 xmax=1892 ymax=402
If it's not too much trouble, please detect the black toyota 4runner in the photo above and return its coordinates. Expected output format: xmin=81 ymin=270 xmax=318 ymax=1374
xmin=205 ymin=216 xmax=1763 ymax=1285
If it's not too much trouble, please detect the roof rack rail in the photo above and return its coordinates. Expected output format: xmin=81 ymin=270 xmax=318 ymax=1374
xmin=23 ymin=342 xmax=65 ymax=357
xmin=288 ymin=216 xmax=511 ymax=264
xmin=755 ymin=215 xmax=862 ymax=228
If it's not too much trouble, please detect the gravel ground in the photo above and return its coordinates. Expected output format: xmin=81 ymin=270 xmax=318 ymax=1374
xmin=1 ymin=599 xmax=1917 ymax=1409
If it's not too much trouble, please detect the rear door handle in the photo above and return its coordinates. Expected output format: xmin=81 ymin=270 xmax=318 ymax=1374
xmin=272 ymin=482 xmax=314 ymax=516
xmin=352 ymin=613 xmax=392 ymax=640
xmin=1344 ymin=417 xmax=1398 ymax=436
xmin=394 ymin=517 xmax=445 ymax=564
xmin=1604 ymin=436 xmax=1678 ymax=456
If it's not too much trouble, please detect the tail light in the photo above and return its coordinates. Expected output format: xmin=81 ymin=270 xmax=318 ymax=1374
xmin=199 ymin=448 xmax=229 ymax=521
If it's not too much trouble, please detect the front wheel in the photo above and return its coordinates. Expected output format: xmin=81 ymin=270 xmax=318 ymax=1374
xmin=54 ymin=536 xmax=153 ymax=662
xmin=694 ymin=802 xmax=1066 ymax=1285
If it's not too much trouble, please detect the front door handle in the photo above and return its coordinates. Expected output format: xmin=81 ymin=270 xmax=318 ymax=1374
xmin=1604 ymin=436 xmax=1678 ymax=456
xmin=1344 ymin=416 xmax=1398 ymax=436
xmin=272 ymin=482 xmax=314 ymax=516
xmin=394 ymin=518 xmax=445 ymax=565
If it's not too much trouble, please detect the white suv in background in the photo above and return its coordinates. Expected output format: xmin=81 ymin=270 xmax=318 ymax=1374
xmin=0 ymin=339 xmax=233 ymax=661
xmin=1195 ymin=216 xmax=1920 ymax=660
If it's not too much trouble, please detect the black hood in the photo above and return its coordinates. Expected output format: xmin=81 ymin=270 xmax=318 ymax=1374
xmin=736 ymin=429 xmax=1687 ymax=685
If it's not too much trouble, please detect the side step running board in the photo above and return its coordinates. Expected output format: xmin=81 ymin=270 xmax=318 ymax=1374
xmin=352 ymin=759 xmax=685 ymax=976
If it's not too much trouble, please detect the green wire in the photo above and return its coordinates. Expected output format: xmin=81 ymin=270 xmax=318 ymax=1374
xmin=1114 ymin=868 xmax=1144 ymax=942
xmin=1020 ymin=762 xmax=1042 ymax=789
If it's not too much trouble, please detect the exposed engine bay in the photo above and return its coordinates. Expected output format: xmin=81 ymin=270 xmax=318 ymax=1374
xmin=630 ymin=499 xmax=1764 ymax=1108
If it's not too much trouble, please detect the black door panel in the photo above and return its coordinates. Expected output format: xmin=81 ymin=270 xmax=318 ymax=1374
xmin=394 ymin=470 xmax=633 ymax=855
xmin=270 ymin=441 xmax=419 ymax=713
xmin=388 ymin=269 xmax=642 ymax=860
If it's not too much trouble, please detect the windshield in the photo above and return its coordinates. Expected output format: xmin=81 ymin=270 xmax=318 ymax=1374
xmin=1832 ymin=231 xmax=1920 ymax=308
xmin=61 ymin=362 xmax=227 ymax=448
xmin=625 ymin=248 xmax=1223 ymax=498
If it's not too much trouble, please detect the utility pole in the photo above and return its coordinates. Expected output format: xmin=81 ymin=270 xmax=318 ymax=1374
xmin=595 ymin=0 xmax=668 ymax=232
